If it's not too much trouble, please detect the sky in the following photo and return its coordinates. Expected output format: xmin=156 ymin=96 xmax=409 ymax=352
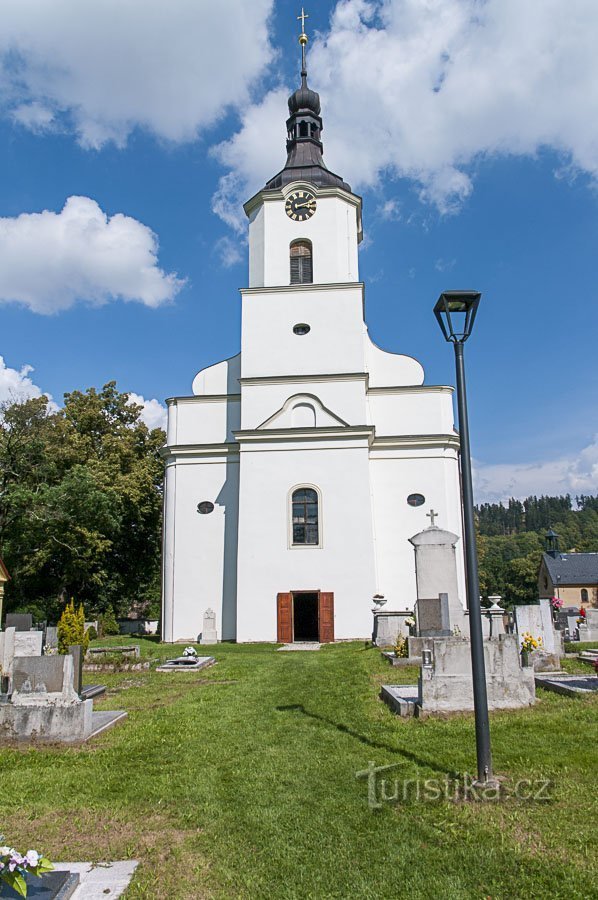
xmin=0 ymin=0 xmax=597 ymax=502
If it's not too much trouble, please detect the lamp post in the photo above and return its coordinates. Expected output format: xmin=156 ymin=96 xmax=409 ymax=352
xmin=434 ymin=289 xmax=494 ymax=785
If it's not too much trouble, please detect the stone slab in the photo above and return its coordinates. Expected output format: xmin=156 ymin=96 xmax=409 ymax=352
xmin=276 ymin=643 xmax=321 ymax=651
xmin=155 ymin=656 xmax=215 ymax=671
xmin=0 ymin=698 xmax=93 ymax=742
xmin=14 ymin=631 xmax=43 ymax=657
xmin=12 ymin=656 xmax=72 ymax=696
xmin=416 ymin=594 xmax=451 ymax=637
xmin=5 ymin=613 xmax=33 ymax=632
xmin=51 ymin=862 xmax=138 ymax=900
xmin=0 ymin=871 xmax=78 ymax=899
xmin=80 ymin=684 xmax=106 ymax=700
xmin=380 ymin=684 xmax=418 ymax=717
xmin=87 ymin=710 xmax=128 ymax=740
xmin=535 ymin=674 xmax=598 ymax=697
xmin=381 ymin=652 xmax=421 ymax=667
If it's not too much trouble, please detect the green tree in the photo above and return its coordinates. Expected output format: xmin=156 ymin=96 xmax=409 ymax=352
xmin=0 ymin=383 xmax=165 ymax=621
xmin=57 ymin=598 xmax=89 ymax=654
xmin=99 ymin=604 xmax=119 ymax=637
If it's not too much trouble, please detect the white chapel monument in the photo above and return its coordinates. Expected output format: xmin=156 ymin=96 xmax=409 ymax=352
xmin=161 ymin=21 xmax=466 ymax=644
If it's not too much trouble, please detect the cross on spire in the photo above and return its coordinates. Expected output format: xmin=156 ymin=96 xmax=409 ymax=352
xmin=427 ymin=509 xmax=438 ymax=527
xmin=297 ymin=7 xmax=309 ymax=34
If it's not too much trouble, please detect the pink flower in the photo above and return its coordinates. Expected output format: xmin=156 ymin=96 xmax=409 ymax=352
xmin=25 ymin=850 xmax=39 ymax=867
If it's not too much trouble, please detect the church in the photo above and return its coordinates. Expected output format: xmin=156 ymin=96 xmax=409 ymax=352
xmin=161 ymin=25 xmax=466 ymax=644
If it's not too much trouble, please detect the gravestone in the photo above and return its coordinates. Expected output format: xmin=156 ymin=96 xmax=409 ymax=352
xmin=14 ymin=631 xmax=43 ymax=658
xmin=373 ymin=611 xmax=410 ymax=647
xmin=0 ymin=627 xmax=16 ymax=683
xmin=45 ymin=626 xmax=58 ymax=649
xmin=409 ymin=526 xmax=466 ymax=634
xmin=68 ymin=645 xmax=83 ymax=696
xmin=515 ymin=599 xmax=560 ymax=654
xmin=417 ymin=635 xmax=535 ymax=715
xmin=200 ymin=608 xmax=218 ymax=645
xmin=578 ymin=608 xmax=598 ymax=642
xmin=5 ymin=613 xmax=33 ymax=632
xmin=416 ymin=593 xmax=451 ymax=637
xmin=0 ymin=869 xmax=80 ymax=898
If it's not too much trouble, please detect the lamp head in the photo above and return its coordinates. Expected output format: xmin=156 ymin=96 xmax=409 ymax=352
xmin=434 ymin=290 xmax=481 ymax=343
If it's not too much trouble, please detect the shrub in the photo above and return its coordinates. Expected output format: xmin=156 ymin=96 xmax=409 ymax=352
xmin=393 ymin=634 xmax=409 ymax=659
xmin=98 ymin=604 xmax=119 ymax=637
xmin=86 ymin=624 xmax=98 ymax=641
xmin=57 ymin=599 xmax=90 ymax=654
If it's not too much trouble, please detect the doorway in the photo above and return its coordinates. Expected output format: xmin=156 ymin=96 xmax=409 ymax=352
xmin=276 ymin=592 xmax=335 ymax=643
xmin=293 ymin=592 xmax=319 ymax=641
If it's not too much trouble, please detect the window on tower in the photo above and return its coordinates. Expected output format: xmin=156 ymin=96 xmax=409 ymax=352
xmin=290 ymin=240 xmax=313 ymax=285
xmin=291 ymin=487 xmax=319 ymax=545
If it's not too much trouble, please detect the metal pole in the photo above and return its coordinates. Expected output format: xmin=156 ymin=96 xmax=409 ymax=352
xmin=453 ymin=341 xmax=494 ymax=784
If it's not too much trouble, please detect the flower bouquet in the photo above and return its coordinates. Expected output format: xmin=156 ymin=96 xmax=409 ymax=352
xmin=550 ymin=597 xmax=563 ymax=611
xmin=182 ymin=646 xmax=198 ymax=658
xmin=0 ymin=844 xmax=53 ymax=898
xmin=520 ymin=632 xmax=542 ymax=667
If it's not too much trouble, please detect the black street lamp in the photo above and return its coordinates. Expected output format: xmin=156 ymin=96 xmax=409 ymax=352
xmin=434 ymin=289 xmax=494 ymax=785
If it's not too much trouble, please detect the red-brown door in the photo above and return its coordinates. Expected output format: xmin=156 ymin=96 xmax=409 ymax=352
xmin=277 ymin=592 xmax=293 ymax=643
xmin=319 ymin=592 xmax=334 ymax=643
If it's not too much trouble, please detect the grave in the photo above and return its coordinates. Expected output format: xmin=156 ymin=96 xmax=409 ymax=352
xmin=200 ymin=608 xmax=218 ymax=645
xmin=578 ymin=608 xmax=598 ymax=642
xmin=535 ymin=673 xmax=598 ymax=697
xmin=156 ymin=655 xmax=215 ymax=672
xmin=0 ymin=869 xmax=79 ymax=899
xmin=381 ymin=634 xmax=535 ymax=717
xmin=0 ymin=653 xmax=126 ymax=743
xmin=14 ymin=631 xmax=44 ymax=658
xmin=5 ymin=613 xmax=33 ymax=632
xmin=409 ymin=523 xmax=467 ymax=635
xmin=372 ymin=610 xmax=411 ymax=647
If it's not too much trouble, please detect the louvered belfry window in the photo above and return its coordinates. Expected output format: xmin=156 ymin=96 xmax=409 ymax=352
xmin=290 ymin=240 xmax=313 ymax=285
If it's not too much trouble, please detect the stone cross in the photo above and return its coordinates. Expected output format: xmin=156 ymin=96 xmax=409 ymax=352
xmin=427 ymin=509 xmax=438 ymax=527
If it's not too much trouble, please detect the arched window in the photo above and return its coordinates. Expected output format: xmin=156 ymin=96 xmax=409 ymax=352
xmin=292 ymin=487 xmax=319 ymax=545
xmin=290 ymin=240 xmax=313 ymax=285
xmin=581 ymin=588 xmax=588 ymax=603
xmin=299 ymin=121 xmax=308 ymax=137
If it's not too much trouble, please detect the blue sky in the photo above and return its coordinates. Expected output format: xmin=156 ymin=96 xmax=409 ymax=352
xmin=1 ymin=0 xmax=597 ymax=501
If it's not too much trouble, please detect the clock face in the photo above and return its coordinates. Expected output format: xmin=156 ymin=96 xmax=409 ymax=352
xmin=285 ymin=190 xmax=316 ymax=222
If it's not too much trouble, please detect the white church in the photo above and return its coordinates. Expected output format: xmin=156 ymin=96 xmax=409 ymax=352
xmin=161 ymin=29 xmax=466 ymax=644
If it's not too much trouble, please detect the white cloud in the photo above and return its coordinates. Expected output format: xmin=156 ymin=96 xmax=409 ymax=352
xmin=434 ymin=257 xmax=456 ymax=272
xmin=213 ymin=0 xmax=598 ymax=218
xmin=127 ymin=393 xmax=167 ymax=431
xmin=377 ymin=199 xmax=401 ymax=221
xmin=0 ymin=0 xmax=274 ymax=147
xmin=0 ymin=196 xmax=183 ymax=314
xmin=0 ymin=356 xmax=56 ymax=409
xmin=214 ymin=236 xmax=244 ymax=269
xmin=474 ymin=433 xmax=598 ymax=503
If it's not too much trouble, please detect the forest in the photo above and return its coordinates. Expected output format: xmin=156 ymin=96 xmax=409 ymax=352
xmin=476 ymin=494 xmax=598 ymax=604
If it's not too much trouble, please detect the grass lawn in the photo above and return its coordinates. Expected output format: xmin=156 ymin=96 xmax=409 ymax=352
xmin=2 ymin=638 xmax=597 ymax=899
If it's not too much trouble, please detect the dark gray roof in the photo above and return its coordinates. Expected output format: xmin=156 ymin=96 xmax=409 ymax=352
xmin=543 ymin=552 xmax=598 ymax=585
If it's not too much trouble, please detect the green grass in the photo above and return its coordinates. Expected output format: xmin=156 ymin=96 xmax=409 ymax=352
xmin=565 ymin=641 xmax=598 ymax=653
xmin=2 ymin=638 xmax=597 ymax=899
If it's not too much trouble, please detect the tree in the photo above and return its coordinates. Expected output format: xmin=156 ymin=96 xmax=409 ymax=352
xmin=99 ymin=604 xmax=119 ymax=637
xmin=0 ymin=383 xmax=165 ymax=621
xmin=57 ymin=598 xmax=89 ymax=654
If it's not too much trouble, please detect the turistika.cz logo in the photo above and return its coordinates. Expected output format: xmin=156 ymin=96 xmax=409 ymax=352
xmin=356 ymin=761 xmax=552 ymax=810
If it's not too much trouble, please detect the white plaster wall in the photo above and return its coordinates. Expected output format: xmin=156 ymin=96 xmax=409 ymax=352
xmin=240 ymin=379 xmax=367 ymax=431
xmin=368 ymin=389 xmax=455 ymax=435
xmin=366 ymin=336 xmax=424 ymax=386
xmin=236 ymin=440 xmax=377 ymax=641
xmin=192 ymin=353 xmax=241 ymax=396
xmin=249 ymin=188 xmax=360 ymax=288
xmin=166 ymin=457 xmax=239 ymax=642
xmin=241 ymin=285 xmax=366 ymax=379
xmin=173 ymin=398 xmax=241 ymax=445
xmin=369 ymin=451 xmax=465 ymax=612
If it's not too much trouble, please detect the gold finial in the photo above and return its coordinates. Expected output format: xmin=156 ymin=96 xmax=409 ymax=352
xmin=297 ymin=7 xmax=309 ymax=45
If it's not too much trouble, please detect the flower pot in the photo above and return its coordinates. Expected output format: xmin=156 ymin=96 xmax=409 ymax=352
xmin=521 ymin=650 xmax=530 ymax=667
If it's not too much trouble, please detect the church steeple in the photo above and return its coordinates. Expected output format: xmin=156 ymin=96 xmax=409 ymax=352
xmin=264 ymin=10 xmax=351 ymax=192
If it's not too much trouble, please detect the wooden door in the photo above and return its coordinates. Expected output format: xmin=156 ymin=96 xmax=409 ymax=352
xmin=277 ymin=592 xmax=293 ymax=643
xmin=319 ymin=592 xmax=334 ymax=643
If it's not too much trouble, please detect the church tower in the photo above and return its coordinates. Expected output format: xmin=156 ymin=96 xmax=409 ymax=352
xmin=161 ymin=17 xmax=465 ymax=644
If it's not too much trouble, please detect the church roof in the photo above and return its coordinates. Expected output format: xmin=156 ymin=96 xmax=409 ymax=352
xmin=543 ymin=552 xmax=598 ymax=585
xmin=263 ymin=25 xmax=352 ymax=193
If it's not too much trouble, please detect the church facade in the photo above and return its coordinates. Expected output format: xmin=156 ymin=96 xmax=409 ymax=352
xmin=161 ymin=42 xmax=466 ymax=643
